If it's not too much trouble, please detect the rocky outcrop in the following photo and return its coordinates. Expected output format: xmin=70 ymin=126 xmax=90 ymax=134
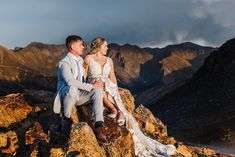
xmin=0 ymin=93 xmax=32 ymax=128
xmin=134 ymin=104 xmax=169 ymax=142
xmin=25 ymin=122 xmax=49 ymax=145
xmin=66 ymin=122 xmax=106 ymax=157
xmin=0 ymin=131 xmax=18 ymax=155
xmin=1 ymin=88 xmax=232 ymax=156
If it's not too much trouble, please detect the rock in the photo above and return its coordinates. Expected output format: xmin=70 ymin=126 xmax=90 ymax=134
xmin=70 ymin=105 xmax=93 ymax=124
xmin=0 ymin=131 xmax=18 ymax=155
xmin=25 ymin=122 xmax=48 ymax=145
xmin=24 ymin=122 xmax=50 ymax=157
xmin=23 ymin=89 xmax=55 ymax=104
xmin=119 ymin=88 xmax=135 ymax=113
xmin=67 ymin=120 xmax=135 ymax=157
xmin=119 ymin=88 xmax=170 ymax=143
xmin=0 ymin=89 xmax=231 ymax=157
xmin=70 ymin=88 xmax=135 ymax=124
xmin=144 ymin=121 xmax=156 ymax=133
xmin=101 ymin=117 xmax=135 ymax=157
xmin=29 ymin=147 xmax=39 ymax=157
xmin=67 ymin=122 xmax=106 ymax=157
xmin=134 ymin=104 xmax=168 ymax=142
xmin=203 ymin=148 xmax=216 ymax=156
xmin=0 ymin=93 xmax=33 ymax=128
xmin=186 ymin=145 xmax=217 ymax=156
xmin=177 ymin=143 xmax=192 ymax=157
xmin=71 ymin=106 xmax=79 ymax=123
xmin=34 ymin=106 xmax=41 ymax=112
xmin=50 ymin=148 xmax=65 ymax=157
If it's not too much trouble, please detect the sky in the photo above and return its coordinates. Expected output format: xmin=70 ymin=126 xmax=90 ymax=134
xmin=0 ymin=0 xmax=235 ymax=49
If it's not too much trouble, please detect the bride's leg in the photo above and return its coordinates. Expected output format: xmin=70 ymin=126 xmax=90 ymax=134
xmin=103 ymin=92 xmax=126 ymax=126
xmin=103 ymin=92 xmax=118 ymax=118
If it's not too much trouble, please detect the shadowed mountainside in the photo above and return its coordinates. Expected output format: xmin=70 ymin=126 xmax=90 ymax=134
xmin=147 ymin=38 xmax=235 ymax=154
xmin=136 ymin=42 xmax=215 ymax=105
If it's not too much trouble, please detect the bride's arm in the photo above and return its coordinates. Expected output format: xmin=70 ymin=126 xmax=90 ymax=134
xmin=83 ymin=56 xmax=90 ymax=80
xmin=108 ymin=58 xmax=117 ymax=84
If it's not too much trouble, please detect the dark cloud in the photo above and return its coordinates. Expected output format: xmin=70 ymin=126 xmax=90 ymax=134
xmin=0 ymin=0 xmax=234 ymax=48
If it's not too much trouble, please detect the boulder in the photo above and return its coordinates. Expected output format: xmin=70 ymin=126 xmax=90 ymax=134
xmin=0 ymin=131 xmax=18 ymax=155
xmin=0 ymin=93 xmax=32 ymax=128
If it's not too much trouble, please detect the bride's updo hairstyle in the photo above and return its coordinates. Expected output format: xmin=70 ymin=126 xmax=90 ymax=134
xmin=90 ymin=37 xmax=106 ymax=54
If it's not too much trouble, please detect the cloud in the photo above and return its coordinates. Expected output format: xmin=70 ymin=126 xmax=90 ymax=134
xmin=201 ymin=0 xmax=223 ymax=5
xmin=192 ymin=9 xmax=208 ymax=19
xmin=0 ymin=0 xmax=234 ymax=48
xmin=175 ymin=31 xmax=189 ymax=43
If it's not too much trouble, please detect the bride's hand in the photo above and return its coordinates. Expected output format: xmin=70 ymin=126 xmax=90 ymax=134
xmin=92 ymin=80 xmax=104 ymax=89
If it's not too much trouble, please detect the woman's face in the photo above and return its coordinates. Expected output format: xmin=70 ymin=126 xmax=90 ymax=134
xmin=99 ymin=41 xmax=108 ymax=55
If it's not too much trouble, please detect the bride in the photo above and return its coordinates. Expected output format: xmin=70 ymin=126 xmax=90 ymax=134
xmin=84 ymin=37 xmax=177 ymax=157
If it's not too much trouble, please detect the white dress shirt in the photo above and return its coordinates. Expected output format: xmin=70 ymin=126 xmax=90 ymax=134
xmin=69 ymin=52 xmax=83 ymax=81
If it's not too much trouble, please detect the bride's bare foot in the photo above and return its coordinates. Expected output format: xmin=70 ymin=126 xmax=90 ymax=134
xmin=107 ymin=108 xmax=118 ymax=118
xmin=117 ymin=111 xmax=125 ymax=126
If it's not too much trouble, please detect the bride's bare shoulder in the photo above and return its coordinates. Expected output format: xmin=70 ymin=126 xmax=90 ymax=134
xmin=85 ymin=54 xmax=92 ymax=57
xmin=106 ymin=56 xmax=113 ymax=62
xmin=84 ymin=55 xmax=92 ymax=63
xmin=85 ymin=54 xmax=93 ymax=59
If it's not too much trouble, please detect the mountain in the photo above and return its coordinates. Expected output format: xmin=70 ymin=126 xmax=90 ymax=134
xmin=15 ymin=42 xmax=66 ymax=75
xmin=107 ymin=43 xmax=154 ymax=91
xmin=0 ymin=43 xmax=67 ymax=95
xmin=0 ymin=42 xmax=215 ymax=96
xmin=147 ymin=38 xmax=235 ymax=154
xmin=0 ymin=40 xmax=233 ymax=156
xmin=108 ymin=42 xmax=215 ymax=94
xmin=136 ymin=42 xmax=215 ymax=105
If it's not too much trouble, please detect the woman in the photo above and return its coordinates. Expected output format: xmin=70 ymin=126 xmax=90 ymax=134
xmin=84 ymin=37 xmax=177 ymax=157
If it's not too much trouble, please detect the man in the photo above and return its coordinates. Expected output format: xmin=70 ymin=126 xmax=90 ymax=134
xmin=53 ymin=35 xmax=107 ymax=142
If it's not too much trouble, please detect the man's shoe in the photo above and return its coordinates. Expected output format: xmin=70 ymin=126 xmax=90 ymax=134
xmin=61 ymin=117 xmax=72 ymax=136
xmin=94 ymin=124 xmax=107 ymax=143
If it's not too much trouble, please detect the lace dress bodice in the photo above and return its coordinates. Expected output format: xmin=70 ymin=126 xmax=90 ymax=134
xmin=87 ymin=56 xmax=111 ymax=79
xmin=86 ymin=56 xmax=177 ymax=157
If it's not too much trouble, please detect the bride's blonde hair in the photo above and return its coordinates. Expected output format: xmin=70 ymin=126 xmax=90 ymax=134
xmin=90 ymin=37 xmax=106 ymax=54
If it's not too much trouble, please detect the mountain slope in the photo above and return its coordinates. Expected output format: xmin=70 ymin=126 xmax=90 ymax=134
xmin=147 ymin=38 xmax=235 ymax=152
xmin=136 ymin=42 xmax=215 ymax=104
xmin=0 ymin=42 xmax=215 ymax=96
xmin=107 ymin=43 xmax=154 ymax=92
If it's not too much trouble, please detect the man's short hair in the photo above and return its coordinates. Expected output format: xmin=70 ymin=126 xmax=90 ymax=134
xmin=65 ymin=35 xmax=83 ymax=51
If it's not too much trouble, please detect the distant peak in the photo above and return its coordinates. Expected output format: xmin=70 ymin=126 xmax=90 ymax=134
xmin=108 ymin=43 xmax=120 ymax=47
xmin=181 ymin=42 xmax=198 ymax=46
xmin=123 ymin=43 xmax=132 ymax=47
xmin=27 ymin=42 xmax=45 ymax=47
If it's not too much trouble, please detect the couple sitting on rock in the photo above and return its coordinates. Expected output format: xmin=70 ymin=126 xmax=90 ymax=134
xmin=53 ymin=35 xmax=177 ymax=157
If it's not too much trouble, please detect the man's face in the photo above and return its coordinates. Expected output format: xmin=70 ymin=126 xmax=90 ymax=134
xmin=71 ymin=40 xmax=84 ymax=56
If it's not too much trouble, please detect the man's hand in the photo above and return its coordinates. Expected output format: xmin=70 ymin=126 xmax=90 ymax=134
xmin=92 ymin=80 xmax=104 ymax=89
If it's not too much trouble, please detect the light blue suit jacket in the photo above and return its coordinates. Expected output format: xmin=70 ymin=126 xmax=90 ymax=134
xmin=53 ymin=53 xmax=92 ymax=114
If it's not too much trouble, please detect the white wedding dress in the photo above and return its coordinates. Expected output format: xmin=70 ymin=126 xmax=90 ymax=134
xmin=86 ymin=56 xmax=177 ymax=157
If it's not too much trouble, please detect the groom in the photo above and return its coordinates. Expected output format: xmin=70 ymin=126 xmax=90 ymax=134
xmin=53 ymin=35 xmax=107 ymax=142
